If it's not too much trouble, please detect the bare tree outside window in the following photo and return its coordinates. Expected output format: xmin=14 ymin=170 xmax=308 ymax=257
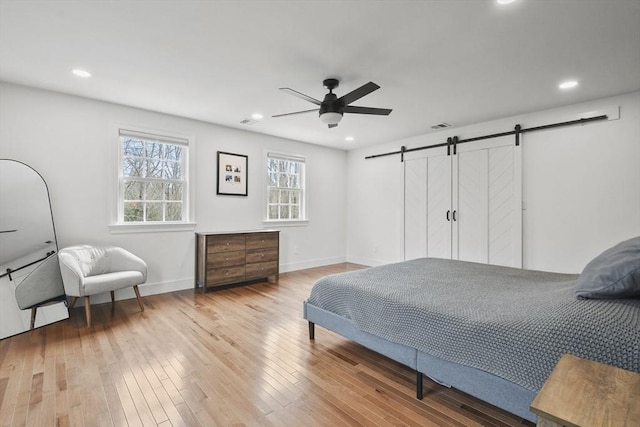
xmin=120 ymin=134 xmax=187 ymax=223
xmin=267 ymin=154 xmax=305 ymax=221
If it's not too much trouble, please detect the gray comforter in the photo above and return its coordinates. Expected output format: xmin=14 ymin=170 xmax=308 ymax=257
xmin=307 ymin=258 xmax=640 ymax=391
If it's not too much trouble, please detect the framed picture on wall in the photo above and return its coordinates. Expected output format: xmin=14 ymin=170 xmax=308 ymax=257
xmin=217 ymin=151 xmax=248 ymax=196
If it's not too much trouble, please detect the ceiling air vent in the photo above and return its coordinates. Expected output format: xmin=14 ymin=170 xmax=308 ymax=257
xmin=430 ymin=122 xmax=451 ymax=130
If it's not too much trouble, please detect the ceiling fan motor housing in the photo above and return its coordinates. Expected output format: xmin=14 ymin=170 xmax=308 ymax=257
xmin=319 ymin=92 xmax=343 ymax=115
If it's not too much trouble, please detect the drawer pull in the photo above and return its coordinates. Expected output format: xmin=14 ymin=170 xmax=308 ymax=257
xmin=226 ymin=242 xmax=230 ymax=246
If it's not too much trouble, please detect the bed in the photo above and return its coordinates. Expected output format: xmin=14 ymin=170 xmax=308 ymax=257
xmin=303 ymin=240 xmax=640 ymax=423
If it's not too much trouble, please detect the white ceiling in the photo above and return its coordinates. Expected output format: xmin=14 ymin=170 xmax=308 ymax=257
xmin=1 ymin=0 xmax=639 ymax=150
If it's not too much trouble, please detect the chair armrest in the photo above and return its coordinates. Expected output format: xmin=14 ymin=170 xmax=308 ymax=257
xmin=58 ymin=251 xmax=86 ymax=297
xmin=108 ymin=247 xmax=148 ymax=282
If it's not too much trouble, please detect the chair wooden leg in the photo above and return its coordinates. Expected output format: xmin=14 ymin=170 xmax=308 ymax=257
xmin=69 ymin=296 xmax=78 ymax=308
xmin=30 ymin=307 xmax=37 ymax=330
xmin=133 ymin=285 xmax=144 ymax=312
xmin=84 ymin=296 xmax=92 ymax=327
xmin=110 ymin=291 xmax=115 ymax=304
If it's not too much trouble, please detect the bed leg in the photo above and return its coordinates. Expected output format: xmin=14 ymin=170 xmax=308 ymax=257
xmin=308 ymin=321 xmax=315 ymax=340
xmin=417 ymin=371 xmax=423 ymax=400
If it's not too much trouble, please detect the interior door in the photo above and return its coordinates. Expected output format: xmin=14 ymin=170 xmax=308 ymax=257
xmin=404 ymin=148 xmax=451 ymax=260
xmin=453 ymin=137 xmax=522 ymax=267
xmin=404 ymin=137 xmax=522 ymax=267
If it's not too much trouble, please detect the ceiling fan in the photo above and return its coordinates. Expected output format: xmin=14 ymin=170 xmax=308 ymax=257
xmin=273 ymin=78 xmax=392 ymax=128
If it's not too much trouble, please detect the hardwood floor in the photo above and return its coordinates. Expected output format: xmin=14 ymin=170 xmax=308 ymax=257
xmin=0 ymin=263 xmax=534 ymax=427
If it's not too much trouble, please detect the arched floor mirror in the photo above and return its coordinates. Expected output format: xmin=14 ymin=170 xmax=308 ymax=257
xmin=0 ymin=159 xmax=69 ymax=339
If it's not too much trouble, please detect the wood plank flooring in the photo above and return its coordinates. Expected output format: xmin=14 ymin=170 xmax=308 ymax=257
xmin=0 ymin=263 xmax=535 ymax=427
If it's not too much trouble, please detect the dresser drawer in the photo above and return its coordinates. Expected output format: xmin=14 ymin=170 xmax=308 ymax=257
xmin=245 ymin=261 xmax=278 ymax=280
xmin=207 ymin=250 xmax=245 ymax=267
xmin=206 ymin=266 xmax=246 ymax=285
xmin=245 ymin=247 xmax=278 ymax=264
xmin=207 ymin=235 xmax=245 ymax=253
xmin=245 ymin=233 xmax=278 ymax=250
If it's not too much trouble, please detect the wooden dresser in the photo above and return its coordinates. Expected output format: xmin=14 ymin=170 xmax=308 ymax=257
xmin=195 ymin=230 xmax=280 ymax=292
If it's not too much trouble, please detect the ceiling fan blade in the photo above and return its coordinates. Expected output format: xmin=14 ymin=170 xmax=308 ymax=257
xmin=279 ymin=88 xmax=322 ymax=105
xmin=328 ymin=123 xmax=338 ymax=129
xmin=338 ymin=81 xmax=380 ymax=105
xmin=272 ymin=108 xmax=319 ymax=118
xmin=343 ymin=105 xmax=392 ymax=115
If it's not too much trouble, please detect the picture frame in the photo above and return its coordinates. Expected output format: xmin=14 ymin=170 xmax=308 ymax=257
xmin=216 ymin=151 xmax=248 ymax=196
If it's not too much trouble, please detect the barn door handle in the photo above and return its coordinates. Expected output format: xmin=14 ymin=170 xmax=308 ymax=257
xmin=452 ymin=210 xmax=457 ymax=221
xmin=446 ymin=210 xmax=450 ymax=221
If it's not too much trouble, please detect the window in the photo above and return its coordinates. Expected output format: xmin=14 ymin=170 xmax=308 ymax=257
xmin=266 ymin=153 xmax=306 ymax=221
xmin=118 ymin=129 xmax=189 ymax=223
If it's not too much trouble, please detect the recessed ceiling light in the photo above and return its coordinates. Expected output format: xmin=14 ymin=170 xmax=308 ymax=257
xmin=497 ymin=0 xmax=517 ymax=4
xmin=559 ymin=80 xmax=579 ymax=90
xmin=251 ymin=113 xmax=263 ymax=120
xmin=71 ymin=68 xmax=91 ymax=78
xmin=345 ymin=136 xmax=354 ymax=142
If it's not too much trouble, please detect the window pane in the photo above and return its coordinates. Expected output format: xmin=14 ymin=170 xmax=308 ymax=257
xmin=145 ymin=141 xmax=163 ymax=159
xmin=124 ymin=180 xmax=143 ymax=201
xmin=268 ymin=159 xmax=278 ymax=174
xmin=146 ymin=159 xmax=163 ymax=178
xmin=279 ymin=190 xmax=289 ymax=203
xmin=165 ymin=182 xmax=183 ymax=201
xmin=291 ymin=190 xmax=300 ymax=204
xmin=279 ymin=205 xmax=289 ymax=219
xmin=163 ymin=160 xmax=182 ymax=179
xmin=268 ymin=172 xmax=278 ymax=187
xmin=278 ymin=160 xmax=287 ymax=172
xmin=166 ymin=202 xmax=182 ymax=221
xmin=124 ymin=202 xmax=144 ymax=222
xmin=289 ymin=174 xmax=298 ymax=188
xmin=278 ymin=173 xmax=288 ymax=187
xmin=146 ymin=182 xmax=164 ymax=200
xmin=122 ymin=138 xmax=144 ymax=157
xmin=145 ymin=203 xmax=163 ymax=221
xmin=269 ymin=189 xmax=279 ymax=203
xmin=123 ymin=157 xmax=145 ymax=177
xmin=291 ymin=205 xmax=299 ymax=219
xmin=165 ymin=144 xmax=182 ymax=161
xmin=268 ymin=205 xmax=278 ymax=219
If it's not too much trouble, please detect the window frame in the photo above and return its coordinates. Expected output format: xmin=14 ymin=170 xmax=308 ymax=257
xmin=263 ymin=151 xmax=308 ymax=226
xmin=109 ymin=124 xmax=196 ymax=233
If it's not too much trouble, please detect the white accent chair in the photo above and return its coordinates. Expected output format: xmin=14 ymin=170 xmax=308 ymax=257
xmin=58 ymin=245 xmax=147 ymax=327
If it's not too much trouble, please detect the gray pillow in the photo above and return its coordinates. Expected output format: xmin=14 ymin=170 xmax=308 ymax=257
xmin=575 ymin=236 xmax=640 ymax=299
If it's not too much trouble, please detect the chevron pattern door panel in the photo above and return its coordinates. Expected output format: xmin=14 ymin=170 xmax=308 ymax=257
xmin=403 ymin=138 xmax=521 ymax=266
xmin=404 ymin=158 xmax=427 ymax=260
xmin=456 ymin=149 xmax=489 ymax=263
xmin=488 ymin=145 xmax=520 ymax=267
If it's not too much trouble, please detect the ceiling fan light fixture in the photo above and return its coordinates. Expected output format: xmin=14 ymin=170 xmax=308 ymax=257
xmin=319 ymin=111 xmax=343 ymax=125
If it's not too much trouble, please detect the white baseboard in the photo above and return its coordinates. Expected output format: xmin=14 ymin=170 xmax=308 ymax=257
xmin=78 ymin=258 xmax=357 ymax=306
xmin=279 ymin=256 xmax=347 ymax=273
xmin=345 ymin=255 xmax=389 ymax=267
xmin=77 ymin=277 xmax=193 ymax=306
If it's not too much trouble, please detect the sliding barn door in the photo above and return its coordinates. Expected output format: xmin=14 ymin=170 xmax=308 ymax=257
xmin=404 ymin=137 xmax=522 ymax=267
xmin=454 ymin=137 xmax=522 ymax=267
xmin=404 ymin=148 xmax=451 ymax=260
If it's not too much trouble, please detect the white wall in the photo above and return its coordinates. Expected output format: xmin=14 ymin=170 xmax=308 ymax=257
xmin=0 ymin=82 xmax=347 ymax=301
xmin=347 ymin=91 xmax=640 ymax=273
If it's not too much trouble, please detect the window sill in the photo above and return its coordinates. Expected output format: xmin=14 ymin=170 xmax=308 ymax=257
xmin=108 ymin=222 xmax=197 ymax=234
xmin=262 ymin=219 xmax=309 ymax=227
